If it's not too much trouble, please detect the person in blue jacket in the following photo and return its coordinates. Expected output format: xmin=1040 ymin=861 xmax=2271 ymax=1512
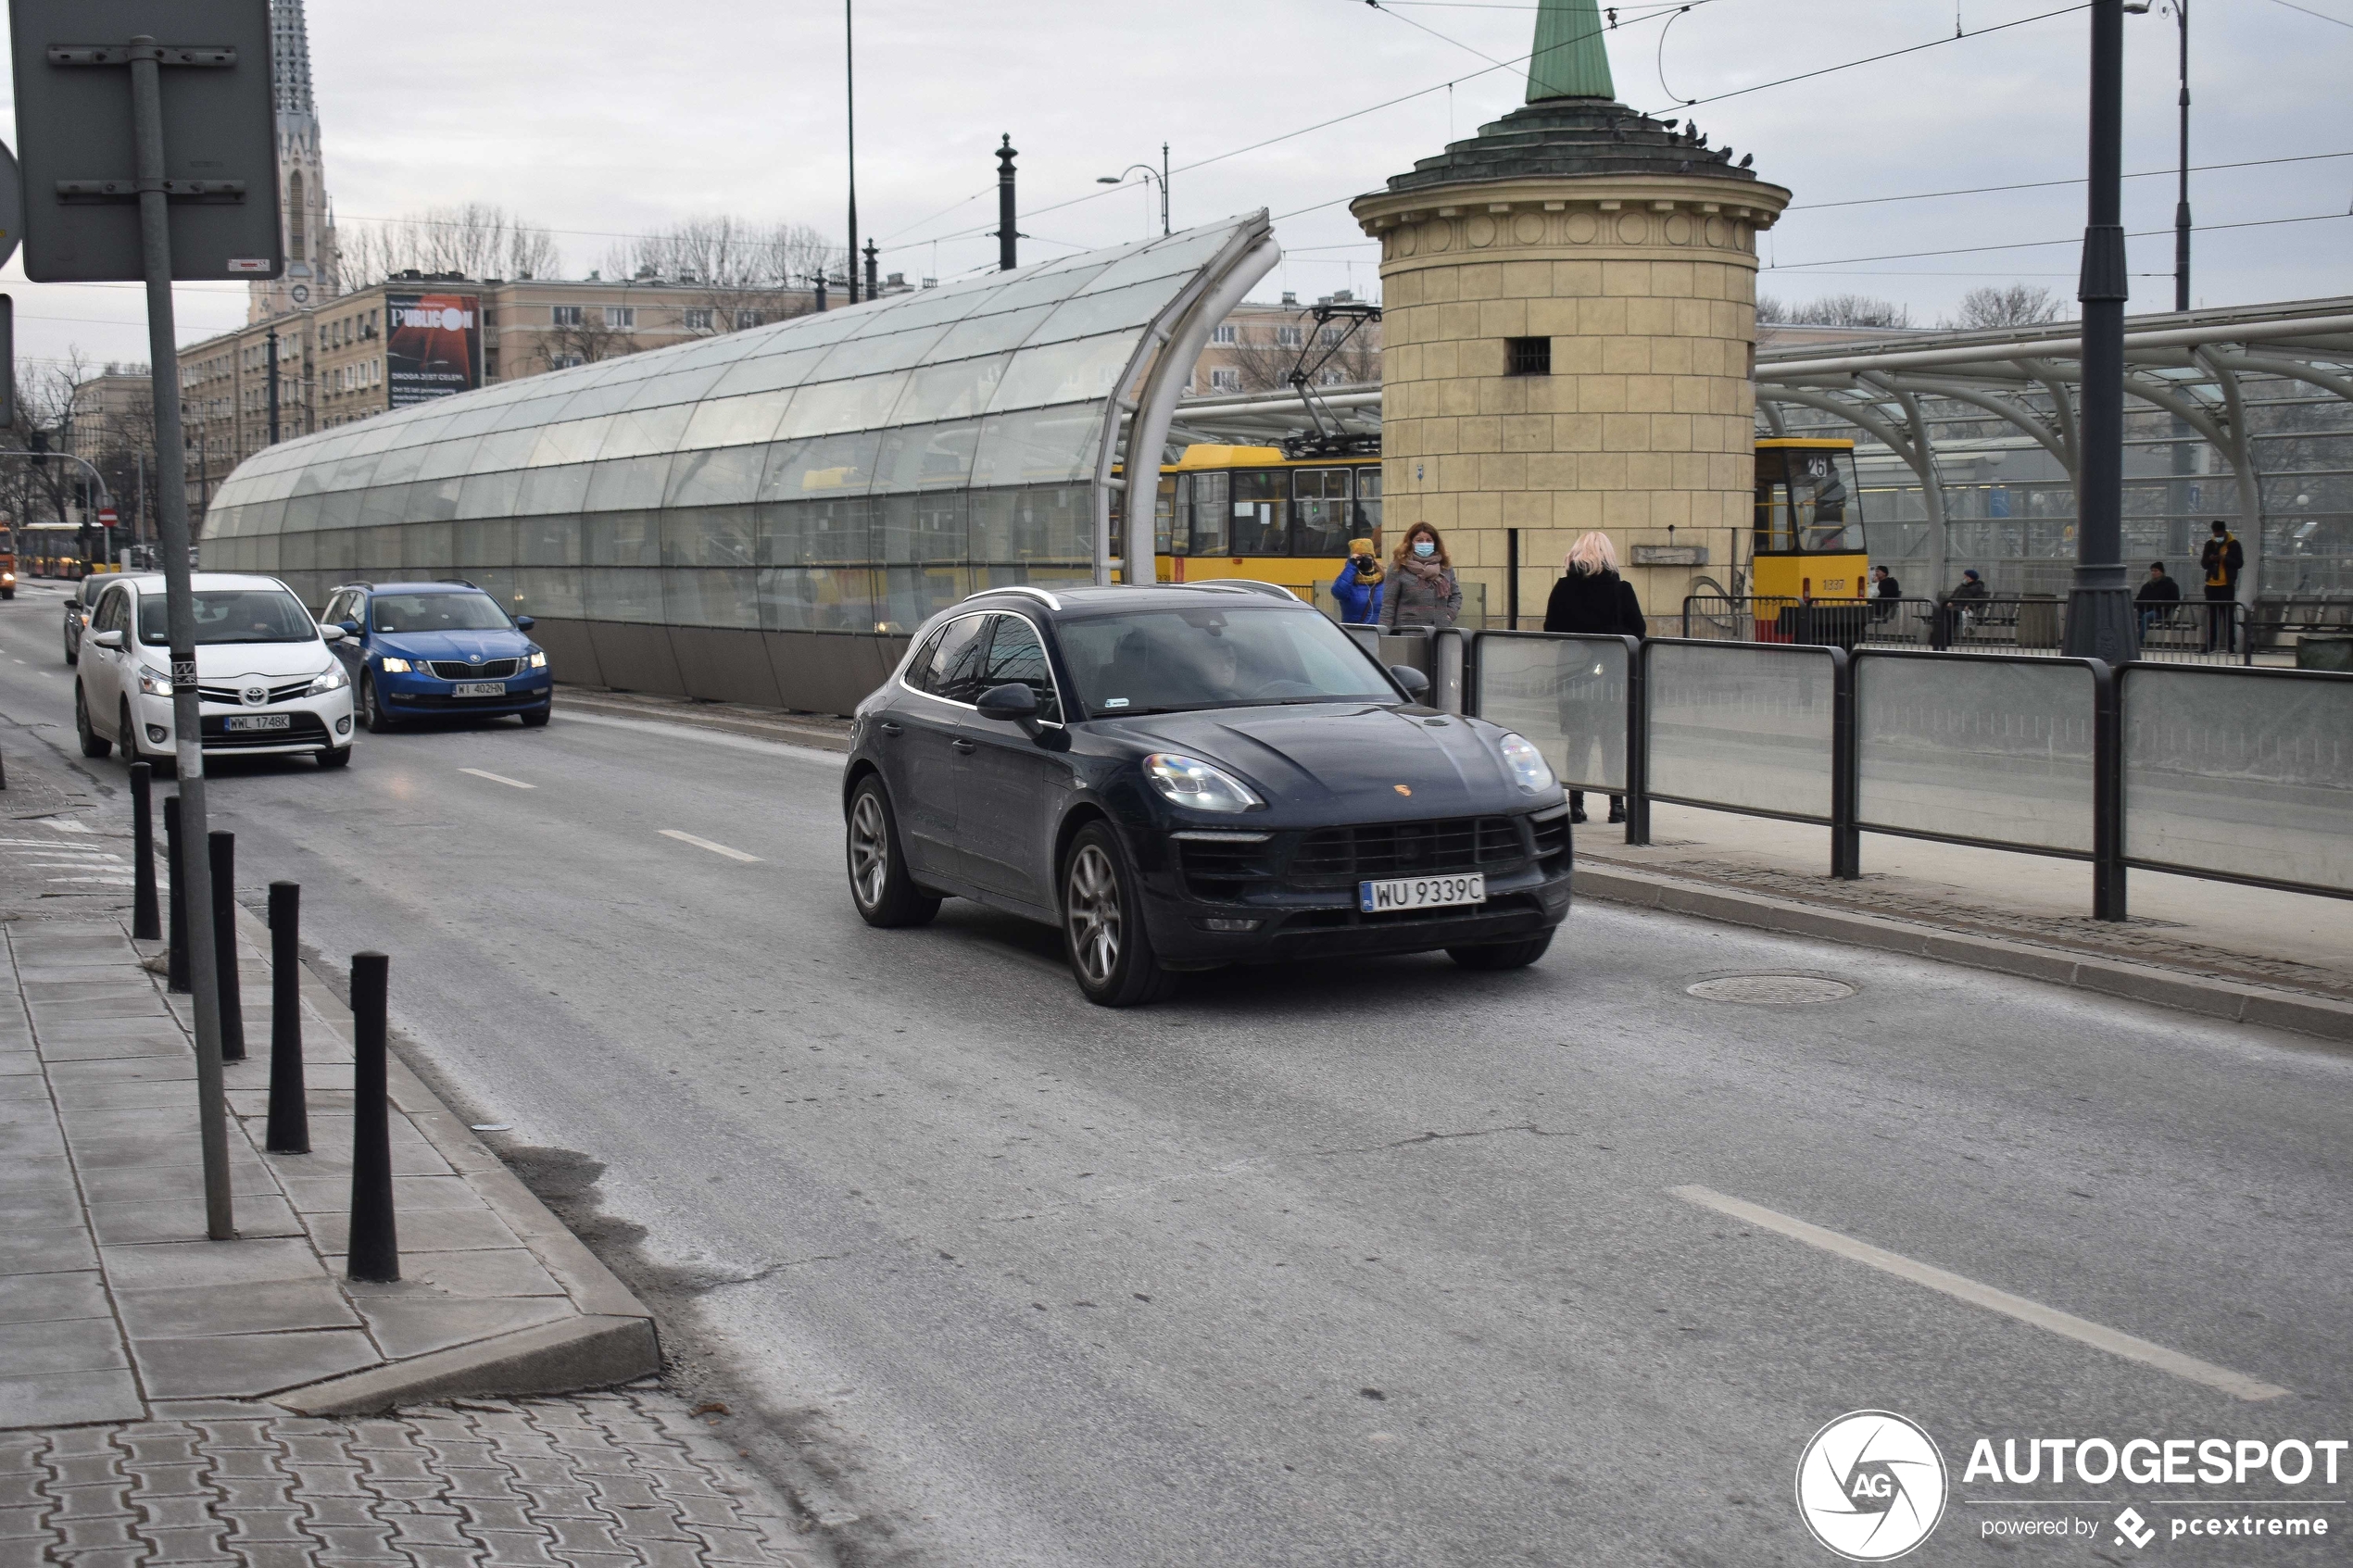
xmin=1331 ymin=536 xmax=1385 ymax=623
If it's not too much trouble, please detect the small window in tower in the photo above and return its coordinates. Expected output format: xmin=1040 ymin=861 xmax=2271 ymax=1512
xmin=1505 ymin=336 xmax=1552 ymax=376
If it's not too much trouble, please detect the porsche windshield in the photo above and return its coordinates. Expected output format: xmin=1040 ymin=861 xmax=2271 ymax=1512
xmin=1058 ymin=604 xmax=1396 ymax=716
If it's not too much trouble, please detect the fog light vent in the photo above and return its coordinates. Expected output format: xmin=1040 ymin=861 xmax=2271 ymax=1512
xmin=1202 ymin=917 xmax=1261 ymax=933
xmin=145 ymin=725 xmax=168 ymax=744
xmin=335 ymin=717 xmax=352 ymax=735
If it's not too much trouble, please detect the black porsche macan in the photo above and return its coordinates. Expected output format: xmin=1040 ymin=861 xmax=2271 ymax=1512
xmin=841 ymin=583 xmax=1573 ymax=1005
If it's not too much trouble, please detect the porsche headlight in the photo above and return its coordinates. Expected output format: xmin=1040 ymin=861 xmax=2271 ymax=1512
xmin=1496 ymin=732 xmax=1555 ymax=794
xmin=1143 ymin=753 xmax=1263 ymax=814
xmin=306 ymin=665 xmax=349 ymax=696
xmin=378 ymin=655 xmax=414 ymax=673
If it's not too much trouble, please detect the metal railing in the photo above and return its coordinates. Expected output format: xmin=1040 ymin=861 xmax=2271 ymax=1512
xmin=1680 ymin=594 xmax=2254 ymax=665
xmin=1448 ymin=627 xmax=2351 ymax=919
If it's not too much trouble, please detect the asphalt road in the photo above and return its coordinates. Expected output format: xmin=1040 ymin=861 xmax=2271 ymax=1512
xmin=6 ymin=577 xmax=2350 ymax=1567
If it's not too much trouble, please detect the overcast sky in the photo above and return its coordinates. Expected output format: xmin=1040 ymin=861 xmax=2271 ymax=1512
xmin=5 ymin=0 xmax=2348 ymax=376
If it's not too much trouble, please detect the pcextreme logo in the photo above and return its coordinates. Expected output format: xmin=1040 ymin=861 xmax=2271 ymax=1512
xmin=1795 ymin=1411 xmax=1950 ymax=1562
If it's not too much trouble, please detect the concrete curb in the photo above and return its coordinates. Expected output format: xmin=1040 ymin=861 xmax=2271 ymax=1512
xmin=270 ymin=1315 xmax=661 ymax=1417
xmin=219 ymin=904 xmax=662 ymax=1413
xmin=1574 ymin=861 xmax=2353 ymax=1047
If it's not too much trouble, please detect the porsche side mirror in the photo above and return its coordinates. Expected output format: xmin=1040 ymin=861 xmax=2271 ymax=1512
xmin=976 ymin=683 xmax=1039 ymax=722
xmin=514 ymin=615 xmax=536 ymax=630
xmin=1389 ymin=664 xmax=1430 ymax=696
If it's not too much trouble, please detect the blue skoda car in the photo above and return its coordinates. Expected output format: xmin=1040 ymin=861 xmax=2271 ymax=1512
xmin=322 ymin=581 xmax=552 ymax=732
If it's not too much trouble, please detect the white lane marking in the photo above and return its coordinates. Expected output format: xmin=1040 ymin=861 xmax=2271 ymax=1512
xmin=660 ymin=829 xmax=762 ymax=863
xmin=557 ymin=709 xmax=845 ymax=769
xmin=1670 ymin=1185 xmax=2292 ymax=1402
xmin=459 ymin=767 xmax=535 ymax=790
xmin=44 ymin=819 xmax=94 ymax=833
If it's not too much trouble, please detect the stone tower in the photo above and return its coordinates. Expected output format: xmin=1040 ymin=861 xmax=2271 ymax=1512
xmin=248 ymin=0 xmax=339 ymax=322
xmin=1350 ymin=0 xmax=1790 ymax=623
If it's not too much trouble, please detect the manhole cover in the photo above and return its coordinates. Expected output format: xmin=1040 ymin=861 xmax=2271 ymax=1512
xmin=1686 ymin=974 xmax=1857 ymax=1005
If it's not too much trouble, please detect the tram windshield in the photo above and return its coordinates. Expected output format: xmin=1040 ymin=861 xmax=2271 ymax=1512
xmin=1754 ymin=445 xmax=1864 ymax=554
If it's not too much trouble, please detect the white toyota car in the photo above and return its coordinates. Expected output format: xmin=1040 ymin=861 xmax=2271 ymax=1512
xmin=73 ymin=572 xmax=357 ymax=769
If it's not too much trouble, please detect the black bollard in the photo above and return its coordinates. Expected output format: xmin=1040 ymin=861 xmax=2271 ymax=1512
xmin=346 ymin=952 xmax=398 ymax=1283
xmin=264 ymin=883 xmax=308 ymax=1155
xmin=130 ymin=764 xmax=160 ymax=941
xmin=208 ymin=832 xmax=245 ymax=1061
xmin=164 ymin=796 xmax=189 ymax=994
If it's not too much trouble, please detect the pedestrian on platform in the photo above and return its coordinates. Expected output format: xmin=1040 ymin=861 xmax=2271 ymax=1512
xmin=1870 ymin=563 xmax=1903 ymax=622
xmin=2198 ymin=521 xmax=2243 ymax=653
xmin=1542 ymin=531 xmax=1645 ymax=824
xmin=2136 ymin=560 xmax=2182 ymax=636
xmin=1380 ymin=523 xmax=1461 ymax=629
xmin=1331 ymin=537 xmax=1385 ymax=624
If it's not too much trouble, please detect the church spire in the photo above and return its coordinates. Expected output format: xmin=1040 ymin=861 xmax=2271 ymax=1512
xmin=1526 ymin=0 xmax=1617 ymax=103
xmin=250 ymin=0 xmax=338 ymax=322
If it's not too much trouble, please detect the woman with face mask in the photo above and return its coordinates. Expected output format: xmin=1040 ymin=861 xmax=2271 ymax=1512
xmin=1379 ymin=524 xmax=1461 ymax=629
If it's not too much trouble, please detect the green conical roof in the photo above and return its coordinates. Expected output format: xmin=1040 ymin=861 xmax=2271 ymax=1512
xmin=1527 ymin=0 xmax=1616 ymax=103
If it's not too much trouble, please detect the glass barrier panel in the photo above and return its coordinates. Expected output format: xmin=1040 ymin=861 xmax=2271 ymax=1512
xmin=1856 ymin=656 xmax=2095 ymax=853
xmin=1647 ymin=642 xmax=1836 ymax=821
xmin=2124 ymin=668 xmax=2353 ymax=894
xmin=1473 ymin=634 xmax=1628 ymax=793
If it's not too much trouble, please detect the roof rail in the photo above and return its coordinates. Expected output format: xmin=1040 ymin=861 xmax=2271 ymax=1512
xmin=970 ymin=584 xmax=1064 ymax=612
xmin=1187 ymin=579 xmax=1305 ymax=603
xmin=439 ymin=578 xmax=480 ymax=589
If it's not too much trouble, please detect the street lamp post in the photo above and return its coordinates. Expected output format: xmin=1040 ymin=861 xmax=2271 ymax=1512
xmin=2063 ymin=0 xmax=2140 ymax=667
xmin=2169 ymin=1 xmax=2190 ymax=311
xmin=845 ymin=0 xmax=860 ymax=306
xmin=1096 ymin=146 xmax=1171 ymax=237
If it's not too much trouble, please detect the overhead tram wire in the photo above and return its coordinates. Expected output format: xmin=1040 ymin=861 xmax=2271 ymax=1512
xmin=1637 ymin=1 xmax=2091 ymax=117
xmin=2264 ymin=0 xmax=2353 ymax=27
xmin=1786 ymin=149 xmax=2353 ymax=212
xmin=914 ymin=0 xmax=2084 ymax=265
xmin=1765 ymin=209 xmax=2353 ymax=273
xmin=895 ymin=2 xmax=1716 ymax=254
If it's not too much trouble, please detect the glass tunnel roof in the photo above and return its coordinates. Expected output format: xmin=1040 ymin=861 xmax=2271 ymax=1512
xmin=202 ymin=215 xmax=1270 ymax=533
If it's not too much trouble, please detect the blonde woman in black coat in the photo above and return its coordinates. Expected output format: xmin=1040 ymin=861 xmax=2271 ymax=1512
xmin=1542 ymin=532 xmax=1646 ymax=823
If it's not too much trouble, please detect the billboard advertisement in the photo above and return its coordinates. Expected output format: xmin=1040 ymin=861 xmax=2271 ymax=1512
xmin=385 ymin=292 xmax=482 ymax=407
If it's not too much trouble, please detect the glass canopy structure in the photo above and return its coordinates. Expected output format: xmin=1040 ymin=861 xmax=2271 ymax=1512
xmin=200 ymin=214 xmax=1278 ymax=711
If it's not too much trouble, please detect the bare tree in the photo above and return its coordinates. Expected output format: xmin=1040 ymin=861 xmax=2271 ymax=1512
xmin=600 ymin=217 xmax=833 ymax=334
xmin=1 ymin=348 xmax=98 ymax=530
xmin=536 ymin=311 xmax=637 ymax=372
xmin=341 ymin=204 xmax=562 ymax=283
xmin=1944 ymin=283 xmax=2067 ymax=330
xmin=1766 ymin=292 xmax=1915 ymax=329
xmin=1222 ymin=315 xmax=1382 ymax=395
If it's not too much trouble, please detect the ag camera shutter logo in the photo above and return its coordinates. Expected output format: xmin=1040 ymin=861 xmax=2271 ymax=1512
xmin=1795 ymin=1411 xmax=1948 ymax=1561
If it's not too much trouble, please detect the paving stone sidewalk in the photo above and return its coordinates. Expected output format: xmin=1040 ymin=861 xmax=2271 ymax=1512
xmin=0 ymin=1386 xmax=823 ymax=1567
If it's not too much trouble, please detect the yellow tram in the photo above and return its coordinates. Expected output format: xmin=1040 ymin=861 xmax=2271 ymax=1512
xmin=1750 ymin=437 xmax=1868 ymax=604
xmin=1124 ymin=436 xmax=1869 ymax=623
xmin=1145 ymin=445 xmax=1383 ymax=604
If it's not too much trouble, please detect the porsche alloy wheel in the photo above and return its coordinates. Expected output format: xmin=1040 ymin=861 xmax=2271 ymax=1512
xmin=1061 ymin=824 xmax=1175 ymax=1007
